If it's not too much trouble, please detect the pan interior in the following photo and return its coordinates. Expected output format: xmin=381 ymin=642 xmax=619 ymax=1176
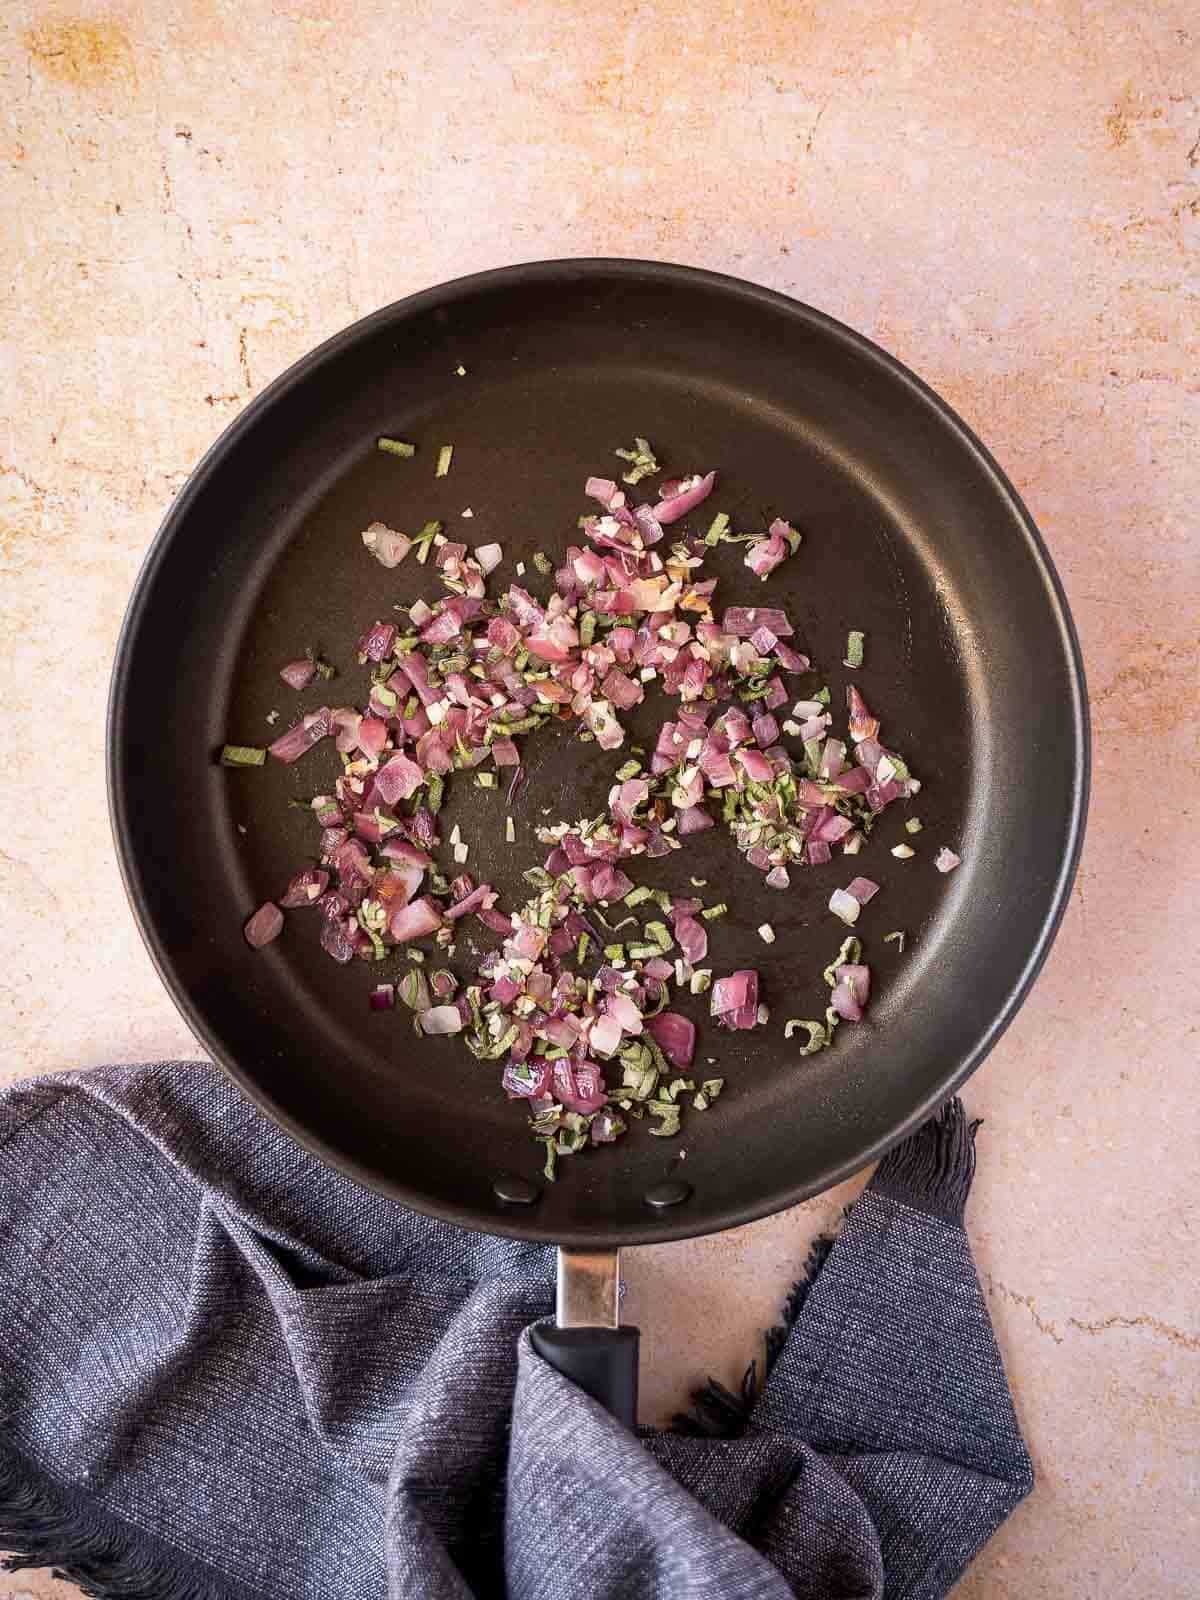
xmin=110 ymin=264 xmax=1085 ymax=1244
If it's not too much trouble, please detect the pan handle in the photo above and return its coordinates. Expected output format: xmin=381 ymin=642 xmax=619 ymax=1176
xmin=529 ymin=1248 xmax=639 ymax=1428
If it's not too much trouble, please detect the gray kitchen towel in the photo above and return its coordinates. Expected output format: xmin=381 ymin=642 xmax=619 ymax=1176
xmin=0 ymin=1062 xmax=1032 ymax=1599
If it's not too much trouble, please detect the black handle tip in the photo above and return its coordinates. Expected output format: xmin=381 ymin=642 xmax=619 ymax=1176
xmin=530 ymin=1324 xmax=640 ymax=1429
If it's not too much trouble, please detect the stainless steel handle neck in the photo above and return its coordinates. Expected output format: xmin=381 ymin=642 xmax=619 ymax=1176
xmin=556 ymin=1248 xmax=620 ymax=1328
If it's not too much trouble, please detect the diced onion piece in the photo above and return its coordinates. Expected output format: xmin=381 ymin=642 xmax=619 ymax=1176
xmin=361 ymin=522 xmax=413 ymax=568
xmin=419 ymin=1005 xmax=463 ymax=1034
xmin=244 ymin=902 xmax=283 ymax=948
xmin=829 ymin=889 xmax=861 ymax=926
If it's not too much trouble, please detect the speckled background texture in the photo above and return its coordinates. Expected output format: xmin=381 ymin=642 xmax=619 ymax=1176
xmin=2 ymin=2 xmax=1197 ymax=1595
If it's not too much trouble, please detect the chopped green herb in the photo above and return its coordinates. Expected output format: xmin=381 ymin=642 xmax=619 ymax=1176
xmin=614 ymin=759 xmax=642 ymax=782
xmin=844 ymin=630 xmax=865 ymax=669
xmin=576 ymin=933 xmax=590 ymax=965
xmin=220 ymin=744 xmax=266 ymax=767
xmin=436 ymin=444 xmax=454 ymax=477
xmin=906 ymin=817 xmax=923 ymax=834
xmin=645 ymin=920 xmax=673 ymax=953
xmin=647 ymin=1101 xmax=682 ymax=1138
xmin=539 ymin=1139 xmax=558 ymax=1182
xmin=823 ymin=936 xmax=862 ymax=987
xmin=474 ymin=771 xmax=496 ymax=789
xmin=377 ymin=437 xmax=416 ymax=458
xmin=643 ymin=1035 xmax=671 ymax=1077
xmin=614 ymin=436 xmax=659 ymax=485
xmin=505 ymin=815 xmax=516 ymax=844
xmin=689 ymin=877 xmax=707 ymax=888
xmin=623 ymin=885 xmax=654 ymax=908
xmin=531 ymin=550 xmax=552 ymax=576
xmin=356 ymin=911 xmax=386 ymax=962
xmin=700 ymin=902 xmax=728 ymax=921
xmin=580 ymin=611 xmax=597 ymax=647
xmin=784 ymin=1019 xmax=829 ymax=1055
xmin=815 ymin=685 xmax=831 ymax=705
xmin=663 ymin=1077 xmax=695 ymax=1103
xmin=426 ymin=773 xmax=445 ymax=814
xmin=490 ymin=714 xmax=543 ymax=736
xmin=603 ymin=943 xmax=626 ymax=962
xmin=705 ymin=511 xmax=730 ymax=544
xmin=621 ymin=1059 xmax=658 ymax=1101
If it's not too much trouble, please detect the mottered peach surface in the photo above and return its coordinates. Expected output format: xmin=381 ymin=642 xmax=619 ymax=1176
xmin=1 ymin=3 xmax=1197 ymax=1595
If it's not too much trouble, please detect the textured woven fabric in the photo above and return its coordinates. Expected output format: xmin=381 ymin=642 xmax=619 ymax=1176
xmin=0 ymin=1062 xmax=1032 ymax=1599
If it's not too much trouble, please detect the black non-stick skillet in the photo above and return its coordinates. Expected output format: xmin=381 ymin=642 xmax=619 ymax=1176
xmin=109 ymin=260 xmax=1088 ymax=1422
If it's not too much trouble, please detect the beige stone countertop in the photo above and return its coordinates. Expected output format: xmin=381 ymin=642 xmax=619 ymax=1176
xmin=2 ymin=3 xmax=1197 ymax=1595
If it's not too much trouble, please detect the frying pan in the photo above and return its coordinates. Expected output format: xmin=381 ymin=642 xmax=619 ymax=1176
xmin=108 ymin=260 xmax=1088 ymax=1422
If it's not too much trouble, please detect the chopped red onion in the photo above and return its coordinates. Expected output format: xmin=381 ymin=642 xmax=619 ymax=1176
xmin=552 ymin=1059 xmax=607 ymax=1114
xmin=847 ymin=685 xmax=880 ymax=743
xmin=676 ymin=804 xmax=714 ymax=836
xmin=357 ymin=717 xmax=389 ymax=760
xmin=243 ymin=902 xmax=283 ymax=948
xmin=444 ymin=883 xmax=494 ymax=920
xmin=847 ymin=876 xmax=880 ymax=904
xmin=606 ymin=992 xmax=643 ymax=1035
xmin=369 ymin=983 xmax=395 ymax=1011
xmin=711 ymin=969 xmax=759 ymax=1029
xmin=589 ymin=1013 xmax=623 ymax=1058
xmin=722 ymin=607 xmax=793 ymax=638
xmin=935 ymin=847 xmax=962 ymax=874
xmin=745 ymin=530 xmax=788 ymax=580
xmin=503 ymin=1059 xmax=553 ymax=1100
xmin=652 ymin=470 xmax=716 ymax=525
xmin=828 ymin=888 xmax=861 ymax=925
xmin=674 ymin=915 xmax=708 ymax=965
xmin=752 ymin=712 xmax=780 ymax=747
xmin=420 ymin=1005 xmax=464 ymax=1035
xmin=268 ymin=708 xmax=331 ymax=764
xmin=830 ymin=962 xmax=871 ymax=1023
xmin=477 ymin=907 xmax=514 ymax=935
xmin=279 ymin=658 xmax=317 ymax=691
xmin=357 ymin=621 xmax=397 ymax=662
xmin=361 ymin=523 xmax=412 ymax=568
xmin=389 ymin=896 xmax=443 ymax=942
xmin=319 ymin=916 xmax=357 ymax=963
xmin=645 ymin=1011 xmax=696 ymax=1069
xmin=374 ymin=753 xmax=424 ymax=805
xmin=279 ymin=868 xmax=330 ymax=908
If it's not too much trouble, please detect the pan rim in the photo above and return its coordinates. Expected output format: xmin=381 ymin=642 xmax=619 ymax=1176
xmin=107 ymin=257 xmax=1090 ymax=1245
